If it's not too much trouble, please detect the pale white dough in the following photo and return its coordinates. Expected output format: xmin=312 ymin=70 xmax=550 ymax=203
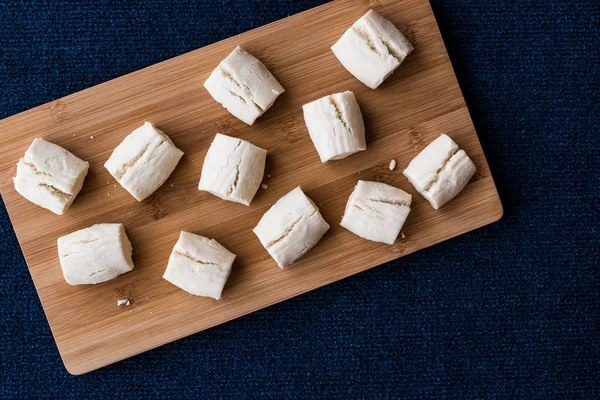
xmin=331 ymin=9 xmax=414 ymax=89
xmin=198 ymin=133 xmax=267 ymax=206
xmin=253 ymin=187 xmax=329 ymax=268
xmin=13 ymin=138 xmax=89 ymax=215
xmin=163 ymin=231 xmax=236 ymax=300
xmin=403 ymin=134 xmax=477 ymax=209
xmin=57 ymin=223 xmax=134 ymax=285
xmin=104 ymin=122 xmax=184 ymax=201
xmin=204 ymin=46 xmax=285 ymax=125
xmin=302 ymin=91 xmax=366 ymax=162
xmin=340 ymin=180 xmax=411 ymax=245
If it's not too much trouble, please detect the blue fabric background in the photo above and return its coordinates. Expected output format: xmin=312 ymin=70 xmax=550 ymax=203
xmin=1 ymin=0 xmax=598 ymax=398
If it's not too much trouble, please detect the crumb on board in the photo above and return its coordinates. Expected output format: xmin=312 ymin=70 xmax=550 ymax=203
xmin=90 ymin=135 xmax=94 ymax=139
xmin=170 ymin=184 xmax=174 ymax=187
xmin=267 ymin=174 xmax=271 ymax=178
xmin=261 ymin=184 xmax=268 ymax=189
xmin=107 ymin=193 xmax=111 ymax=196
xmin=389 ymin=159 xmax=396 ymax=171
xmin=401 ymin=232 xmax=406 ymax=239
xmin=114 ymin=184 xmax=117 ymax=187
xmin=117 ymin=299 xmax=130 ymax=307
xmin=106 ymin=181 xmax=110 ymax=185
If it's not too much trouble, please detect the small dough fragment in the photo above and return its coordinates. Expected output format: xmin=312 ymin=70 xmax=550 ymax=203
xmin=340 ymin=180 xmax=411 ymax=244
xmin=253 ymin=187 xmax=329 ymax=268
xmin=57 ymin=223 xmax=134 ymax=285
xmin=302 ymin=91 xmax=366 ymax=162
xmin=117 ymin=299 xmax=130 ymax=306
xmin=163 ymin=232 xmax=236 ymax=300
xmin=198 ymin=133 xmax=267 ymax=206
xmin=389 ymin=159 xmax=396 ymax=171
xmin=204 ymin=46 xmax=285 ymax=125
xmin=331 ymin=9 xmax=414 ymax=89
xmin=13 ymin=138 xmax=89 ymax=215
xmin=403 ymin=134 xmax=476 ymax=210
xmin=105 ymin=122 xmax=183 ymax=201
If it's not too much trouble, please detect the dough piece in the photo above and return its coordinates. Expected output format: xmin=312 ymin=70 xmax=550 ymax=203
xmin=204 ymin=46 xmax=285 ymax=125
xmin=104 ymin=122 xmax=183 ymax=201
xmin=13 ymin=138 xmax=89 ymax=215
xmin=302 ymin=91 xmax=366 ymax=162
xmin=331 ymin=9 xmax=414 ymax=89
xmin=403 ymin=134 xmax=476 ymax=210
xmin=253 ymin=187 xmax=329 ymax=268
xmin=163 ymin=231 xmax=236 ymax=300
xmin=198 ymin=133 xmax=267 ymax=206
xmin=57 ymin=223 xmax=134 ymax=285
xmin=340 ymin=180 xmax=411 ymax=244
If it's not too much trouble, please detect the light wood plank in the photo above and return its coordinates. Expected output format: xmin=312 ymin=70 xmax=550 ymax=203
xmin=0 ymin=0 xmax=502 ymax=374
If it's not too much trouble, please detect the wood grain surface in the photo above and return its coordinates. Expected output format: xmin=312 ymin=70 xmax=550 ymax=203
xmin=0 ymin=0 xmax=502 ymax=374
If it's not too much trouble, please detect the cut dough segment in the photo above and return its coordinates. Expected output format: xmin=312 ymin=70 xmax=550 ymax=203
xmin=302 ymin=91 xmax=366 ymax=162
xmin=104 ymin=122 xmax=183 ymax=201
xmin=13 ymin=138 xmax=89 ymax=215
xmin=163 ymin=231 xmax=236 ymax=300
xmin=204 ymin=46 xmax=285 ymax=125
xmin=198 ymin=133 xmax=267 ymax=206
xmin=331 ymin=9 xmax=414 ymax=89
xmin=253 ymin=187 xmax=329 ymax=268
xmin=57 ymin=223 xmax=134 ymax=285
xmin=403 ymin=134 xmax=476 ymax=209
xmin=341 ymin=180 xmax=411 ymax=244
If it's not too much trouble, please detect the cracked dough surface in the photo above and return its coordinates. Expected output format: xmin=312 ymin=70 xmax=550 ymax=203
xmin=13 ymin=138 xmax=89 ymax=215
xmin=341 ymin=180 xmax=412 ymax=244
xmin=57 ymin=223 xmax=134 ymax=285
xmin=302 ymin=91 xmax=366 ymax=162
xmin=204 ymin=46 xmax=284 ymax=125
xmin=198 ymin=133 xmax=267 ymax=206
xmin=253 ymin=186 xmax=329 ymax=268
xmin=331 ymin=9 xmax=413 ymax=89
xmin=163 ymin=231 xmax=236 ymax=299
xmin=403 ymin=134 xmax=477 ymax=209
xmin=104 ymin=122 xmax=184 ymax=201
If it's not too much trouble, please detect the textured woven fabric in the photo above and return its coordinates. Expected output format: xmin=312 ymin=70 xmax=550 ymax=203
xmin=1 ymin=0 xmax=599 ymax=398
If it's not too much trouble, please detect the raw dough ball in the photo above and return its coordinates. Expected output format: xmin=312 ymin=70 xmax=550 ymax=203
xmin=57 ymin=223 xmax=134 ymax=285
xmin=163 ymin=231 xmax=236 ymax=300
xmin=104 ymin=122 xmax=184 ymax=201
xmin=13 ymin=138 xmax=89 ymax=215
xmin=253 ymin=187 xmax=329 ymax=268
xmin=204 ymin=46 xmax=285 ymax=125
xmin=331 ymin=9 xmax=413 ymax=89
xmin=403 ymin=134 xmax=476 ymax=210
xmin=340 ymin=180 xmax=411 ymax=244
xmin=198 ymin=133 xmax=267 ymax=206
xmin=302 ymin=91 xmax=366 ymax=162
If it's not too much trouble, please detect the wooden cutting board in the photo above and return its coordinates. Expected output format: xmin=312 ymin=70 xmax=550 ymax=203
xmin=0 ymin=0 xmax=502 ymax=374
